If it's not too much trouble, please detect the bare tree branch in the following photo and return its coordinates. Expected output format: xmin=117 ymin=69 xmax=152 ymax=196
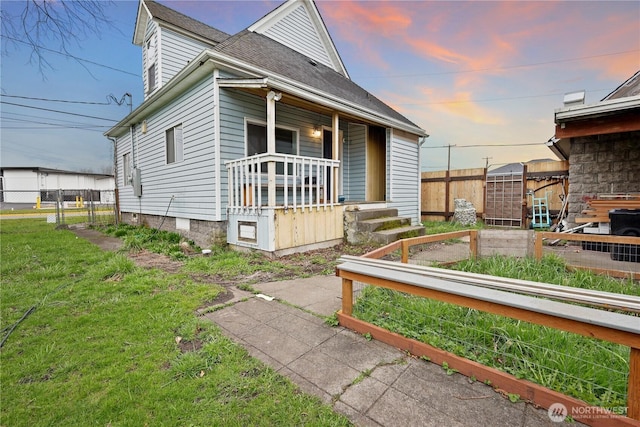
xmin=1 ymin=0 xmax=115 ymax=78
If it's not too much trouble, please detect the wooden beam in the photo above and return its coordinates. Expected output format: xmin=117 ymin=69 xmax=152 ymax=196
xmin=555 ymin=110 xmax=640 ymax=138
xmin=336 ymin=313 xmax=640 ymax=427
xmin=337 ymin=269 xmax=640 ymax=348
xmin=421 ymin=174 xmax=485 ymax=183
xmin=629 ymin=347 xmax=640 ymax=421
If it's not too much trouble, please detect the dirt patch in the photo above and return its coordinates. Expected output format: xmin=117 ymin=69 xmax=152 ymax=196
xmin=70 ymin=226 xmax=382 ymax=281
xmin=178 ymin=339 xmax=203 ymax=353
xmin=128 ymin=250 xmax=184 ymax=273
xmin=71 ymin=227 xmax=124 ymax=252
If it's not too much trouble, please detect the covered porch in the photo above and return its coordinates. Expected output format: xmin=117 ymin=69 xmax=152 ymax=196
xmin=224 ymin=89 xmax=348 ymax=255
xmin=226 ymin=152 xmax=344 ymax=255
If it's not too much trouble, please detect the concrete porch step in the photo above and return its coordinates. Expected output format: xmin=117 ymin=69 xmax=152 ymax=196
xmin=350 ymin=208 xmax=398 ymax=222
xmin=371 ymin=224 xmax=426 ymax=245
xmin=358 ymin=216 xmax=411 ymax=233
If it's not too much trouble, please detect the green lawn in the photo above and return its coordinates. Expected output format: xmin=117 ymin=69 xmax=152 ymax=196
xmin=0 ymin=219 xmax=350 ymax=426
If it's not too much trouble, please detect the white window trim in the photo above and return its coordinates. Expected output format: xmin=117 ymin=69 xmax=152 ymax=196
xmin=165 ymin=123 xmax=184 ymax=165
xmin=123 ymin=152 xmax=132 ymax=186
xmin=243 ymin=118 xmax=300 ymax=156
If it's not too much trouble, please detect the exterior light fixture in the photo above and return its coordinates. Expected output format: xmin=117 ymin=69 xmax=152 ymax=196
xmin=312 ymin=126 xmax=321 ymax=138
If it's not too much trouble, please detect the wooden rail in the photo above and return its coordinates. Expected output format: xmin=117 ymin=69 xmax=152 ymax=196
xmin=362 ymin=229 xmax=478 ymax=263
xmin=535 ymin=232 xmax=640 ymax=280
xmin=336 ymin=232 xmax=640 ymax=425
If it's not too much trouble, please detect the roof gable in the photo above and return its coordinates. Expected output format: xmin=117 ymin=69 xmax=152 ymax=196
xmin=248 ymin=0 xmax=348 ymax=78
xmin=603 ymin=69 xmax=640 ymax=101
xmin=214 ymin=31 xmax=415 ymax=127
xmin=134 ymin=0 xmax=229 ymax=46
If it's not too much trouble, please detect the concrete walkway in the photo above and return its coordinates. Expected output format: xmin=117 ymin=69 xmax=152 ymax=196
xmin=204 ymin=276 xmax=565 ymax=427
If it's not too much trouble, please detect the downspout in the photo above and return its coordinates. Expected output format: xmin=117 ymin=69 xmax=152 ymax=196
xmin=213 ymin=69 xmax=222 ymax=221
xmin=418 ymin=136 xmax=429 ymax=225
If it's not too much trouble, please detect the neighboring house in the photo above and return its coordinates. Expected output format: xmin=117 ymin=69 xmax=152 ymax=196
xmin=548 ymin=70 xmax=640 ymax=227
xmin=105 ymin=0 xmax=428 ymax=255
xmin=0 ymin=167 xmax=114 ymax=204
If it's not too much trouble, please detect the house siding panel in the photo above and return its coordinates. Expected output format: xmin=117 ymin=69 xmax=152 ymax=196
xmin=118 ymin=74 xmax=217 ymax=220
xmin=261 ymin=5 xmax=333 ymax=70
xmin=160 ymin=28 xmax=209 ymax=85
xmin=389 ymin=132 xmax=420 ymax=224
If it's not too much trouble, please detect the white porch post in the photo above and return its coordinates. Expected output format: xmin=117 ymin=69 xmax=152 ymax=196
xmin=332 ymin=112 xmax=339 ymax=204
xmin=266 ymin=91 xmax=281 ymax=206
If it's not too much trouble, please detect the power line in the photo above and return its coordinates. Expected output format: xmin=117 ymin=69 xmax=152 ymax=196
xmin=2 ymin=36 xmax=140 ymax=78
xmin=1 ymin=101 xmax=119 ymax=122
xmin=2 ymin=126 xmax=106 ymax=132
xmin=2 ymin=111 xmax=105 ymax=126
xmin=3 ymin=117 xmax=110 ymax=130
xmin=396 ymin=88 xmax=610 ymax=106
xmin=1 ymin=94 xmax=112 ymax=105
xmin=354 ymin=49 xmax=640 ymax=79
xmin=423 ymin=142 xmax=544 ymax=149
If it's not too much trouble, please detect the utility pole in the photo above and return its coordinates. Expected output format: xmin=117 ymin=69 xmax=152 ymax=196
xmin=483 ymin=157 xmax=492 ymax=169
xmin=447 ymin=144 xmax=456 ymax=171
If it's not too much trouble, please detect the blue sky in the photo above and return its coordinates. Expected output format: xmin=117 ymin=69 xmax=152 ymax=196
xmin=1 ymin=0 xmax=639 ymax=174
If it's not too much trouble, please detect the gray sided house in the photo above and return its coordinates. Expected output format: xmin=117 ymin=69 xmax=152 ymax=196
xmin=548 ymin=70 xmax=640 ymax=227
xmin=105 ymin=0 xmax=428 ymax=255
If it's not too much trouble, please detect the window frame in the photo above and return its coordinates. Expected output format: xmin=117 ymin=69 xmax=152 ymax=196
xmin=145 ymin=36 xmax=156 ymax=94
xmin=244 ymin=119 xmax=299 ymax=157
xmin=245 ymin=119 xmax=299 ymax=175
xmin=147 ymin=63 xmax=156 ymax=94
xmin=165 ymin=123 xmax=184 ymax=165
xmin=123 ymin=152 xmax=132 ymax=186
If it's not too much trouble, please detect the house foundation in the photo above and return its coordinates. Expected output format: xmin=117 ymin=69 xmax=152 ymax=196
xmin=121 ymin=212 xmax=227 ymax=249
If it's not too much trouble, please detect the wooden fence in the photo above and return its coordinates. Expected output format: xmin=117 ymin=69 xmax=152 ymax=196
xmin=337 ymin=231 xmax=640 ymax=426
xmin=421 ymin=160 xmax=569 ymax=228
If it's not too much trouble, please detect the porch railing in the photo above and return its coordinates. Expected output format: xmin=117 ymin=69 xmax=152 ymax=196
xmin=226 ymin=153 xmax=340 ymax=213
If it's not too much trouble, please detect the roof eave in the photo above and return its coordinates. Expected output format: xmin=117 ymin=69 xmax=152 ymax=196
xmin=133 ymin=1 xmax=151 ymax=45
xmin=106 ymin=49 xmax=428 ymax=138
xmin=105 ymin=51 xmax=219 ymax=137
xmin=555 ymin=95 xmax=640 ymax=123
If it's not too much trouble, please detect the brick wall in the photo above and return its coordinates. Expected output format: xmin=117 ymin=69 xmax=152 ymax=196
xmin=567 ymin=130 xmax=640 ymax=226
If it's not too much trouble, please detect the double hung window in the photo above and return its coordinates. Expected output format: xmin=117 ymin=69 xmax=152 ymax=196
xmin=166 ymin=124 xmax=183 ymax=164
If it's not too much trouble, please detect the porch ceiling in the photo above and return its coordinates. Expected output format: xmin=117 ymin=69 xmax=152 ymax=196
xmin=222 ymin=86 xmax=409 ymax=130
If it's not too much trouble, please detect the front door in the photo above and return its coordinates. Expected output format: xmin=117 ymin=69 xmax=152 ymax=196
xmin=367 ymin=126 xmax=386 ymax=201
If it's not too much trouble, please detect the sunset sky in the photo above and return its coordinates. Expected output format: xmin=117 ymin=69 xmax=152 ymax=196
xmin=1 ymin=0 xmax=639 ymax=173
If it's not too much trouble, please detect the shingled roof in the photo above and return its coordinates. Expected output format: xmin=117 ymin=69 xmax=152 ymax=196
xmin=144 ymin=0 xmax=229 ymax=45
xmin=142 ymin=0 xmax=421 ymax=130
xmin=214 ymin=30 xmax=419 ymax=127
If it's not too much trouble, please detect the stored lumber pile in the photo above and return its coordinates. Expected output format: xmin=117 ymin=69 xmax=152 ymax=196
xmin=576 ymin=196 xmax=640 ymax=224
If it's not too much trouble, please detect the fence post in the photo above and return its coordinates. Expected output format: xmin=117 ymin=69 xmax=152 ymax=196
xmin=629 ymin=347 xmax=640 ymax=420
xmin=469 ymin=230 xmax=478 ymax=259
xmin=341 ymin=278 xmax=353 ymax=316
xmin=401 ymin=240 xmax=410 ymax=264
xmin=534 ymin=232 xmax=543 ymax=260
xmin=55 ymin=189 xmax=65 ymax=225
